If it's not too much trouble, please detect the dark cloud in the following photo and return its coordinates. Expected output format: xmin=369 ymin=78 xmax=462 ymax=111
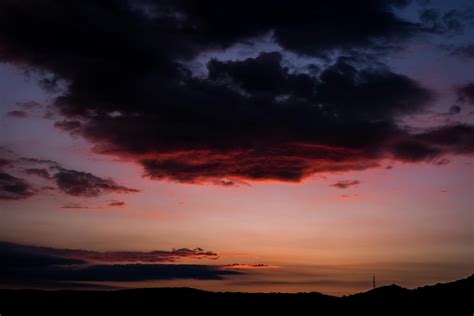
xmin=1 ymin=263 xmax=240 ymax=282
xmin=0 ymin=242 xmax=86 ymax=267
xmin=18 ymin=157 xmax=60 ymax=167
xmin=108 ymin=200 xmax=126 ymax=207
xmin=5 ymin=110 xmax=27 ymax=118
xmin=61 ymin=203 xmax=89 ymax=209
xmin=174 ymin=0 xmax=419 ymax=55
xmin=23 ymin=168 xmax=51 ymax=179
xmin=0 ymin=158 xmax=13 ymax=169
xmin=449 ymin=44 xmax=474 ymax=59
xmin=414 ymin=124 xmax=474 ymax=155
xmin=0 ymin=242 xmax=238 ymax=284
xmin=457 ymin=83 xmax=474 ymax=105
xmin=38 ymin=75 xmax=60 ymax=93
xmin=419 ymin=8 xmax=465 ymax=34
xmin=449 ymin=105 xmax=461 ymax=115
xmin=54 ymin=120 xmax=82 ymax=132
xmin=1 ymin=155 xmax=138 ymax=198
xmin=0 ymin=0 xmax=472 ymax=184
xmin=0 ymin=280 xmax=120 ymax=290
xmin=331 ymin=180 xmax=361 ymax=189
xmin=0 ymin=172 xmax=35 ymax=200
xmin=381 ymin=124 xmax=474 ymax=162
xmin=62 ymin=201 xmax=127 ymax=209
xmin=78 ymin=55 xmax=433 ymax=183
xmin=52 ymin=167 xmax=138 ymax=197
xmin=0 ymin=242 xmax=219 ymax=264
xmin=389 ymin=140 xmax=441 ymax=162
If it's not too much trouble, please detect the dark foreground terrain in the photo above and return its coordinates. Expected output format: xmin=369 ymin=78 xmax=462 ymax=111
xmin=0 ymin=275 xmax=472 ymax=316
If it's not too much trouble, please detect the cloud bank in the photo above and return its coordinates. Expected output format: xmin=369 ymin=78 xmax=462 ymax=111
xmin=0 ymin=0 xmax=472 ymax=185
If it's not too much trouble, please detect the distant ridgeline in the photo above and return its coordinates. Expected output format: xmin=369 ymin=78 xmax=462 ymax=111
xmin=0 ymin=275 xmax=472 ymax=316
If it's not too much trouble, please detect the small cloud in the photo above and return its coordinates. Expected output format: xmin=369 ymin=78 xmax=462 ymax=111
xmin=107 ymin=200 xmax=126 ymax=207
xmin=61 ymin=203 xmax=89 ymax=209
xmin=457 ymin=82 xmax=474 ymax=105
xmin=449 ymin=105 xmax=461 ymax=115
xmin=434 ymin=158 xmax=450 ymax=166
xmin=330 ymin=180 xmax=360 ymax=189
xmin=212 ymin=178 xmax=250 ymax=187
xmin=6 ymin=110 xmax=27 ymax=118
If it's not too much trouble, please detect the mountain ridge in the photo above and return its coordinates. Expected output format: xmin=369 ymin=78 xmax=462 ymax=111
xmin=0 ymin=275 xmax=472 ymax=315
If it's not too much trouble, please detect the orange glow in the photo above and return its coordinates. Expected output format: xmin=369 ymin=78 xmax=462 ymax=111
xmin=220 ymin=264 xmax=281 ymax=270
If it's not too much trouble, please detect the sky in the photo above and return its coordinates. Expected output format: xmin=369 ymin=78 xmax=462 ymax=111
xmin=0 ymin=0 xmax=473 ymax=295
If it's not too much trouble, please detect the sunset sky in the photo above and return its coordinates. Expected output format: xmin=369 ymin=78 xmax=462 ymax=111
xmin=0 ymin=0 xmax=473 ymax=295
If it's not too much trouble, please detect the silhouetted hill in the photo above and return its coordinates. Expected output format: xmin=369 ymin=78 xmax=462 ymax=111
xmin=0 ymin=275 xmax=472 ymax=315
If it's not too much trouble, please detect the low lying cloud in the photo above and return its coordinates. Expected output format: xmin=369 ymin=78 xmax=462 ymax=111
xmin=2 ymin=262 xmax=240 ymax=282
xmin=0 ymin=242 xmax=219 ymax=264
xmin=5 ymin=110 xmax=27 ymax=118
xmin=0 ymin=242 xmax=240 ymax=285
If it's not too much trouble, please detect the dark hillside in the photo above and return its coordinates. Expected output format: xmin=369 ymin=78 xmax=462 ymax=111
xmin=0 ymin=275 xmax=472 ymax=315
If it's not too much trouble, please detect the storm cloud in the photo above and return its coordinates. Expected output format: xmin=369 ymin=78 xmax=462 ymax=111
xmin=0 ymin=0 xmax=473 ymax=184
